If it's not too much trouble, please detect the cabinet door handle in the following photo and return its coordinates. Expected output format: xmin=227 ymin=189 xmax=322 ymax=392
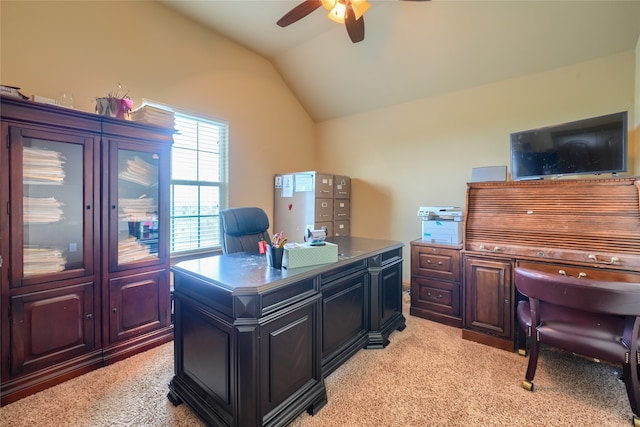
xmin=588 ymin=254 xmax=620 ymax=265
xmin=112 ymin=308 xmax=117 ymax=313
xmin=86 ymin=314 xmax=93 ymax=320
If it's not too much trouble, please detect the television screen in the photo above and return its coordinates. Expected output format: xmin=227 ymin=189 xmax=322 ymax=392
xmin=510 ymin=111 xmax=627 ymax=180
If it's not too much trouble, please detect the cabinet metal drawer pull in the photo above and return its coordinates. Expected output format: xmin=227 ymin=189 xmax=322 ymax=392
xmin=86 ymin=314 xmax=93 ymax=319
xmin=588 ymin=254 xmax=620 ymax=265
xmin=426 ymin=292 xmax=443 ymax=300
xmin=558 ymin=270 xmax=587 ymax=278
xmin=112 ymin=308 xmax=117 ymax=313
xmin=479 ymin=245 xmax=501 ymax=252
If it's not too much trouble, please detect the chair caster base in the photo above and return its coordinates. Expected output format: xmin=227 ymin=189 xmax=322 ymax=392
xmin=633 ymin=415 xmax=640 ymax=427
xmin=522 ymin=380 xmax=534 ymax=391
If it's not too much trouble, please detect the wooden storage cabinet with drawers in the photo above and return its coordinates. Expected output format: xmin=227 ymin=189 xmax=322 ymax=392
xmin=410 ymin=240 xmax=462 ymax=327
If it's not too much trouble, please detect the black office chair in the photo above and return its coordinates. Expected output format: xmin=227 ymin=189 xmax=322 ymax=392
xmin=219 ymin=207 xmax=271 ymax=254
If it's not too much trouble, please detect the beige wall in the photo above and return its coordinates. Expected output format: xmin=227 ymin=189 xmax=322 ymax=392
xmin=0 ymin=0 xmax=316 ymax=219
xmin=2 ymin=2 xmax=637 ymax=280
xmin=316 ymin=51 xmax=637 ymax=276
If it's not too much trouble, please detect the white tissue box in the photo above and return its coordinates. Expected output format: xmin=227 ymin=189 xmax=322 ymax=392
xmin=282 ymin=242 xmax=338 ymax=269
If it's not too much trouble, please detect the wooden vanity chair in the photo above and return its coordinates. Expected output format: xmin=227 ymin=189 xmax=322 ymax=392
xmin=515 ymin=267 xmax=640 ymax=427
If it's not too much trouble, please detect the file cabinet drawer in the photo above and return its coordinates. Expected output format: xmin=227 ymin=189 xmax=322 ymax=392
xmin=411 ymin=244 xmax=460 ymax=281
xmin=334 ymin=175 xmax=350 ymax=199
xmin=314 ymin=198 xmax=334 ymax=222
xmin=411 ymin=276 xmax=460 ymax=317
xmin=333 ymin=220 xmax=349 ymax=236
xmin=334 ymin=199 xmax=350 ymax=220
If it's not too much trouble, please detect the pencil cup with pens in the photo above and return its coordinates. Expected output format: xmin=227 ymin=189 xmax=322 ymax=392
xmin=266 ymin=232 xmax=287 ymax=269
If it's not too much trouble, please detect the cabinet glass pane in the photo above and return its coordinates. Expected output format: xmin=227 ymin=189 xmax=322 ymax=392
xmin=117 ymin=149 xmax=160 ymax=265
xmin=23 ymin=139 xmax=83 ymax=277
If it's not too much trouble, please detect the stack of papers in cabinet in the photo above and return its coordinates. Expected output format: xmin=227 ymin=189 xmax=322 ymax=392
xmin=23 ymin=197 xmax=64 ymax=223
xmin=23 ymin=247 xmax=66 ymax=276
xmin=119 ymin=156 xmax=158 ymax=187
xmin=118 ymin=237 xmax=156 ymax=264
xmin=23 ymin=147 xmax=66 ymax=185
xmin=130 ymin=105 xmax=175 ymax=129
xmin=119 ymin=197 xmax=157 ymax=222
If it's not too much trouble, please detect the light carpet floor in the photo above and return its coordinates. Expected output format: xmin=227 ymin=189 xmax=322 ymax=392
xmin=0 ymin=302 xmax=632 ymax=426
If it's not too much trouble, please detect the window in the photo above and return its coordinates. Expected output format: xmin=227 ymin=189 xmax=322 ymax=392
xmin=159 ymin=106 xmax=228 ymax=254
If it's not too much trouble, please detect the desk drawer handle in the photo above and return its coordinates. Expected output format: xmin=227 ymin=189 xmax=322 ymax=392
xmin=426 ymin=260 xmax=443 ymax=266
xmin=588 ymin=254 xmax=620 ymax=265
xmin=558 ymin=270 xmax=587 ymax=278
xmin=480 ymin=245 xmax=501 ymax=252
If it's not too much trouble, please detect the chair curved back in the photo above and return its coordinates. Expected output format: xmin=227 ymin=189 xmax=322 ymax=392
xmin=516 ymin=267 xmax=640 ymax=316
xmin=220 ymin=207 xmax=270 ymax=254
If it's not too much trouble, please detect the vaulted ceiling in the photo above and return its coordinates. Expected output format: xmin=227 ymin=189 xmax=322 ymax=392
xmin=160 ymin=1 xmax=640 ymax=122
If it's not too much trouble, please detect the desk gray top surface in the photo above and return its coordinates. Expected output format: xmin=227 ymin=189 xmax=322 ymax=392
xmin=172 ymin=236 xmax=403 ymax=294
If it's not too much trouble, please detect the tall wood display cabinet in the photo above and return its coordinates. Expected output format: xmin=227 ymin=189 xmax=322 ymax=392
xmin=0 ymin=96 xmax=174 ymax=405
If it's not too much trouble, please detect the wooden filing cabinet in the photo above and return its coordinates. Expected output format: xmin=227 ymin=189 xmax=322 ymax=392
xmin=410 ymin=240 xmax=462 ymax=328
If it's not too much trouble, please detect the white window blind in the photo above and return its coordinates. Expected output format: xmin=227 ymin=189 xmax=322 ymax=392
xmin=168 ymin=112 xmax=228 ymax=254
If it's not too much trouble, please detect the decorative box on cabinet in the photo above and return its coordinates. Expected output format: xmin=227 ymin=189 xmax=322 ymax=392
xmin=462 ymin=177 xmax=640 ymax=351
xmin=410 ymin=240 xmax=462 ymax=328
xmin=0 ymin=95 xmax=174 ymax=406
xmin=274 ymin=172 xmax=351 ymax=242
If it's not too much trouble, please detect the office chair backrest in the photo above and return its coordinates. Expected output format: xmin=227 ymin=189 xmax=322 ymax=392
xmin=220 ymin=207 xmax=271 ymax=254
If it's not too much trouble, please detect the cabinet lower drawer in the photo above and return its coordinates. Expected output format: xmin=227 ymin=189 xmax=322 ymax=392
xmin=411 ymin=276 xmax=460 ymax=317
xmin=517 ymin=261 xmax=640 ymax=282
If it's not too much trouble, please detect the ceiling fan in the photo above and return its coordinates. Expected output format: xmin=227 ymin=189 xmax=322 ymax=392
xmin=277 ymin=0 xmax=430 ymax=44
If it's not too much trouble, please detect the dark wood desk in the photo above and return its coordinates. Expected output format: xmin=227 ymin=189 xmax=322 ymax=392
xmin=168 ymin=236 xmax=406 ymax=427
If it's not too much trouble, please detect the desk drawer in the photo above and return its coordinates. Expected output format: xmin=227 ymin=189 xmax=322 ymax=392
xmin=517 ymin=261 xmax=640 ymax=283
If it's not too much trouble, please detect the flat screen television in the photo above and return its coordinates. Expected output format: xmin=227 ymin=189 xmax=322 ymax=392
xmin=510 ymin=111 xmax=627 ymax=180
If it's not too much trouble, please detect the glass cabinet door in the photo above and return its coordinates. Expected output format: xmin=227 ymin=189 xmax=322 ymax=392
xmin=109 ymin=141 xmax=167 ymax=270
xmin=10 ymin=126 xmax=96 ymax=286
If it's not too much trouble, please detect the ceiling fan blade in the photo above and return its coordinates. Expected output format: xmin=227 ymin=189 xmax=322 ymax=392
xmin=277 ymin=0 xmax=323 ymax=27
xmin=344 ymin=2 xmax=365 ymax=43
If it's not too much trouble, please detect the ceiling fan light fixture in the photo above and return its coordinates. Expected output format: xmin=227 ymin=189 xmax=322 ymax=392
xmin=321 ymin=0 xmax=336 ymax=11
xmin=350 ymin=0 xmax=370 ymax=20
xmin=327 ymin=1 xmax=347 ymax=24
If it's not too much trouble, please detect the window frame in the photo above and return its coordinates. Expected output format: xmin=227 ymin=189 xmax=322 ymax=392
xmin=142 ymin=101 xmax=228 ymax=258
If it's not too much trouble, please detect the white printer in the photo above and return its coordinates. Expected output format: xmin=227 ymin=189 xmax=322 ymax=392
xmin=417 ymin=206 xmax=464 ymax=244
